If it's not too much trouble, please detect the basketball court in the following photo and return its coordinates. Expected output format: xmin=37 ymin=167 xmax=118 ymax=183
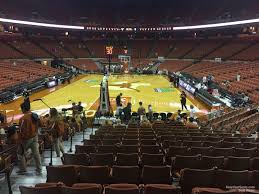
xmin=0 ymin=74 xmax=209 ymax=121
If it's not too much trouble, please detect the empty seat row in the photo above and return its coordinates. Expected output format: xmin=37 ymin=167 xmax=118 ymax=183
xmin=20 ymin=183 xmax=181 ymax=194
xmin=85 ymin=138 xmax=157 ymax=145
xmin=63 ymin=153 xmax=165 ymax=166
xmin=166 ymin=146 xmax=259 ymax=157
xmin=76 ymin=145 xmax=162 ymax=154
xmin=46 ymin=166 xmax=259 ymax=193
xmin=180 ymin=168 xmax=259 ymax=194
xmin=63 ymin=153 xmax=259 ymax=171
xmin=46 ymin=165 xmax=172 ymax=186
xmin=172 ymin=155 xmax=259 ymax=171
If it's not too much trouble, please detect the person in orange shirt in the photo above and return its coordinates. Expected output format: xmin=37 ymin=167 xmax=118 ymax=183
xmin=17 ymin=102 xmax=42 ymax=175
xmin=49 ymin=108 xmax=65 ymax=157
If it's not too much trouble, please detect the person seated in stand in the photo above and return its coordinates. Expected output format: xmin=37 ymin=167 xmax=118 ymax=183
xmin=186 ymin=117 xmax=199 ymax=129
xmin=140 ymin=116 xmax=152 ymax=127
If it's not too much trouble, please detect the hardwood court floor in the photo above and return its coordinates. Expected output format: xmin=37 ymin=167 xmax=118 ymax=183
xmin=0 ymin=74 xmax=209 ymax=121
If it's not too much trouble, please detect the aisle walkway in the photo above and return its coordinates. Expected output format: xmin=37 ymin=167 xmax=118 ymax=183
xmin=0 ymin=128 xmax=94 ymax=194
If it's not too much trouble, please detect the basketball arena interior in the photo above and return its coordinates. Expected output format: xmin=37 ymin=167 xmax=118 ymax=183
xmin=0 ymin=0 xmax=259 ymax=193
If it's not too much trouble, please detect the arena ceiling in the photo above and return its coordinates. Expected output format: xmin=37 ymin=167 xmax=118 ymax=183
xmin=0 ymin=0 xmax=259 ymax=26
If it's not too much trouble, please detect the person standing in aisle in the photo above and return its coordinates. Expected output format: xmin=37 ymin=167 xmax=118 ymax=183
xmin=17 ymin=102 xmax=42 ymax=175
xmin=180 ymin=91 xmax=188 ymax=111
xmin=49 ymin=108 xmax=65 ymax=157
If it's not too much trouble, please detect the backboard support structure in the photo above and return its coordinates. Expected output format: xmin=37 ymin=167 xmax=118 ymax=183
xmin=118 ymin=55 xmax=131 ymax=72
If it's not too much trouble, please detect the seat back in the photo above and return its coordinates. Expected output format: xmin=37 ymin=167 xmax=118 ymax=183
xmin=63 ymin=153 xmax=89 ymax=166
xmin=142 ymin=165 xmax=171 ymax=184
xmin=89 ymin=153 xmax=114 ymax=166
xmin=112 ymin=166 xmax=140 ymax=184
xmin=105 ymin=184 xmax=140 ymax=194
xmin=20 ymin=186 xmax=61 ymax=194
xmin=141 ymin=153 xmax=164 ymax=166
xmin=79 ymin=166 xmax=110 ymax=184
xmin=180 ymin=168 xmax=215 ymax=194
xmin=214 ymin=169 xmax=251 ymax=189
xmin=46 ymin=165 xmax=78 ymax=186
xmin=116 ymin=153 xmax=139 ymax=166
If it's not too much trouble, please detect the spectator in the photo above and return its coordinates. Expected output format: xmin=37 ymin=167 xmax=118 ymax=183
xmin=49 ymin=108 xmax=65 ymax=158
xmin=116 ymin=93 xmax=123 ymax=107
xmin=189 ymin=105 xmax=196 ymax=119
xmin=17 ymin=102 xmax=42 ymax=175
xmin=180 ymin=91 xmax=188 ymax=111
xmin=137 ymin=102 xmax=146 ymax=120
xmin=147 ymin=104 xmax=153 ymax=121
xmin=236 ymin=73 xmax=241 ymax=82
xmin=123 ymin=102 xmax=132 ymax=124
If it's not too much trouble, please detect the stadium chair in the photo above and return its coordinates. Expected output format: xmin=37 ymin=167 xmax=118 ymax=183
xmin=200 ymin=156 xmax=225 ymax=169
xmin=105 ymin=184 xmax=140 ymax=194
xmin=140 ymin=139 xmax=157 ymax=145
xmin=211 ymin=147 xmax=234 ymax=157
xmin=191 ymin=187 xmax=242 ymax=194
xmin=223 ymin=137 xmax=241 ymax=142
xmin=214 ymin=169 xmax=251 ymax=189
xmin=75 ymin=145 xmax=96 ymax=154
xmin=142 ymin=165 xmax=171 ymax=184
xmin=240 ymin=137 xmax=256 ymax=143
xmin=243 ymin=142 xmax=259 ymax=149
xmin=89 ymin=153 xmax=114 ymax=166
xmin=118 ymin=145 xmax=139 ymax=153
xmin=63 ymin=153 xmax=89 ymax=166
xmin=250 ymin=157 xmax=259 ymax=170
xmin=233 ymin=147 xmax=257 ymax=157
xmin=206 ymin=137 xmax=222 ymax=142
xmin=144 ymin=184 xmax=181 ymax=194
xmin=176 ymin=136 xmax=192 ymax=141
xmin=191 ymin=136 xmax=207 ymax=141
xmin=224 ymin=156 xmax=250 ymax=171
xmin=46 ymin=165 xmax=78 ymax=186
xmin=97 ymin=145 xmax=117 ymax=154
xmin=79 ymin=166 xmax=110 ymax=184
xmin=172 ymin=155 xmax=201 ymax=175
xmin=116 ymin=153 xmax=139 ymax=166
xmin=111 ymin=166 xmax=140 ymax=184
xmin=83 ymin=139 xmax=102 ymax=146
xmin=123 ymin=135 xmax=139 ymax=139
xmin=203 ymin=141 xmax=223 ymax=148
xmin=20 ymin=186 xmax=61 ymax=194
xmin=182 ymin=141 xmax=203 ymax=147
xmin=180 ymin=168 xmax=215 ymax=194
xmin=122 ymin=139 xmax=139 ymax=145
xmin=167 ymin=146 xmax=189 ymax=157
xmin=141 ymin=153 xmax=164 ymax=166
xmin=251 ymin=170 xmax=259 ymax=189
xmin=140 ymin=145 xmax=161 ymax=154
xmin=163 ymin=140 xmax=182 ymax=148
xmin=102 ymin=139 xmax=121 ymax=145
xmin=222 ymin=141 xmax=243 ymax=148
xmin=61 ymin=185 xmax=102 ymax=194
xmin=189 ymin=147 xmax=213 ymax=156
